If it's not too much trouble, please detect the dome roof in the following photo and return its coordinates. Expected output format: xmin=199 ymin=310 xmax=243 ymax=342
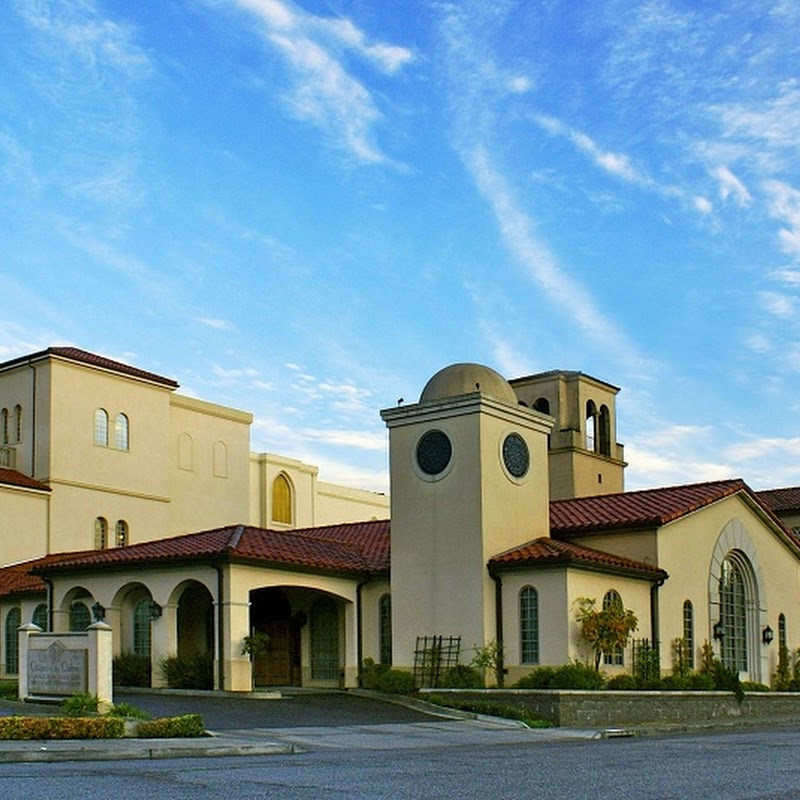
xmin=419 ymin=363 xmax=518 ymax=405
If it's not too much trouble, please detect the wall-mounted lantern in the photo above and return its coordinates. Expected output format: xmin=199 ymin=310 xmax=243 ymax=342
xmin=762 ymin=625 xmax=774 ymax=645
xmin=713 ymin=620 xmax=725 ymax=640
xmin=91 ymin=602 xmax=106 ymax=622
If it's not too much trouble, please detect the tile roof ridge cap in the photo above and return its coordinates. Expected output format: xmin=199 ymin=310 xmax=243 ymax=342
xmin=550 ymin=477 xmax=747 ymax=506
xmin=227 ymin=524 xmax=247 ymax=550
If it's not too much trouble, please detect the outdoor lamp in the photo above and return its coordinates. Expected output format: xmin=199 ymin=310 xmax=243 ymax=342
xmin=148 ymin=601 xmax=163 ymax=620
xmin=91 ymin=602 xmax=106 ymax=621
xmin=713 ymin=620 xmax=725 ymax=640
xmin=762 ymin=625 xmax=774 ymax=645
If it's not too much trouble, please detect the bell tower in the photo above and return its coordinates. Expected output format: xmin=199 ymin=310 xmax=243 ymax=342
xmin=381 ymin=363 xmax=553 ymax=673
xmin=510 ymin=370 xmax=626 ymax=500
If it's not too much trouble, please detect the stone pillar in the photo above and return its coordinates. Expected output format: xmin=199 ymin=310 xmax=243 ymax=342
xmin=222 ymin=599 xmax=252 ymax=692
xmin=87 ymin=621 xmax=113 ymax=712
xmin=149 ymin=602 xmax=175 ymax=688
xmin=17 ymin=622 xmax=41 ymax=700
xmin=343 ymin=601 xmax=358 ymax=688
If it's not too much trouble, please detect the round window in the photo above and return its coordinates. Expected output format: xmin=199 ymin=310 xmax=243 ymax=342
xmin=502 ymin=433 xmax=529 ymax=478
xmin=416 ymin=430 xmax=453 ymax=476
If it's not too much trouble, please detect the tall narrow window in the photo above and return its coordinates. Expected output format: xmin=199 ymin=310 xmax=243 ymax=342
xmin=379 ymin=594 xmax=392 ymax=666
xmin=720 ymin=556 xmax=748 ymax=672
xmin=1 ymin=408 xmax=8 ymax=445
xmin=4 ymin=607 xmax=21 ymax=675
xmin=94 ymin=409 xmax=108 ymax=446
xmin=95 ymin=517 xmax=108 ymax=549
xmin=602 ymin=590 xmax=625 ymax=666
xmin=32 ymin=603 xmax=48 ymax=631
xmin=272 ymin=473 xmax=292 ymax=524
xmin=133 ymin=598 xmax=152 ymax=658
xmin=114 ymin=413 xmax=129 ymax=450
xmin=520 ymin=586 xmax=540 ymax=664
xmin=69 ymin=601 xmax=91 ymax=632
xmin=115 ymin=520 xmax=129 ymax=547
xmin=779 ymin=613 xmax=787 ymax=651
xmin=12 ymin=405 xmax=21 ymax=444
xmin=682 ymin=600 xmax=694 ymax=669
xmin=178 ymin=432 xmax=194 ymax=471
xmin=585 ymin=401 xmax=597 ymax=452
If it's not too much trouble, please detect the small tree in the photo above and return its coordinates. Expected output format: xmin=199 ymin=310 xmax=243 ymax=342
xmin=471 ymin=640 xmax=505 ymax=687
xmin=575 ymin=597 xmax=638 ymax=671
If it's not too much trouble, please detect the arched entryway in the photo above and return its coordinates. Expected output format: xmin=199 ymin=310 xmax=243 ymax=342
xmin=177 ymin=582 xmax=214 ymax=658
xmin=249 ymin=587 xmax=302 ymax=687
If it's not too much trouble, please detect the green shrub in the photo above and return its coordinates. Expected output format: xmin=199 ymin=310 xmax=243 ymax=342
xmin=0 ymin=680 xmax=17 ymax=700
xmin=375 ymin=668 xmax=416 ymax=694
xmin=0 ymin=716 xmax=124 ymax=740
xmin=113 ymin=652 xmax=152 ymax=688
xmin=137 ymin=714 xmax=206 ymax=738
xmin=360 ymin=657 xmax=389 ymax=690
xmin=60 ymin=693 xmax=98 ymax=717
xmin=514 ymin=666 xmax=555 ymax=689
xmin=424 ymin=695 xmax=551 ymax=727
xmin=686 ymin=672 xmax=715 ymax=691
xmin=160 ymin=652 xmax=214 ymax=690
xmin=514 ymin=662 xmax=605 ymax=690
xmin=110 ymin=702 xmax=151 ymax=720
xmin=606 ymin=674 xmax=638 ymax=690
xmin=440 ymin=664 xmax=484 ymax=689
xmin=661 ymin=673 xmax=692 ymax=691
xmin=740 ymin=681 xmax=770 ymax=693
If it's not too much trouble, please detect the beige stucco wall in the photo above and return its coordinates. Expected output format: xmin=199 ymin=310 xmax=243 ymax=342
xmin=169 ymin=394 xmax=252 ymax=535
xmin=383 ymin=393 xmax=552 ymax=672
xmin=315 ymin=482 xmax=389 ymax=526
xmin=500 ymin=567 xmax=654 ymax=686
xmin=0 ymin=485 xmax=49 ymax=566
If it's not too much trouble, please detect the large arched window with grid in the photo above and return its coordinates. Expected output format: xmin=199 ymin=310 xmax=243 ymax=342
xmin=602 ymin=590 xmax=625 ymax=666
xmin=94 ymin=408 xmax=108 ymax=446
xmin=379 ymin=594 xmax=392 ymax=666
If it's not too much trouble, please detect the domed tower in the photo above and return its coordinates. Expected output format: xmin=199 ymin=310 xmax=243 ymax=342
xmin=380 ymin=364 xmax=553 ymax=675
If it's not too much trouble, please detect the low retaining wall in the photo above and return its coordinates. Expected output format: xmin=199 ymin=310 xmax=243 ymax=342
xmin=419 ymin=689 xmax=800 ymax=728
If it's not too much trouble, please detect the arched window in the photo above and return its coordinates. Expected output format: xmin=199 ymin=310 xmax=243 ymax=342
xmin=598 ymin=405 xmax=611 ymax=456
xmin=779 ymin=613 xmax=787 ymax=651
xmin=520 ymin=586 xmax=539 ymax=664
xmin=95 ymin=517 xmax=108 ymax=549
xmin=602 ymin=590 xmax=625 ymax=666
xmin=114 ymin=413 xmax=129 ymax=450
xmin=379 ymin=594 xmax=392 ymax=666
xmin=115 ymin=520 xmax=129 ymax=547
xmin=133 ymin=598 xmax=152 ymax=658
xmin=69 ymin=601 xmax=92 ymax=632
xmin=683 ymin=600 xmax=694 ymax=669
xmin=4 ymin=607 xmax=21 ymax=674
xmin=533 ymin=397 xmax=550 ymax=415
xmin=94 ymin=409 xmax=108 ymax=446
xmin=12 ymin=405 xmax=21 ymax=444
xmin=1 ymin=408 xmax=8 ymax=445
xmin=272 ymin=474 xmax=293 ymax=525
xmin=720 ymin=555 xmax=749 ymax=672
xmin=585 ymin=400 xmax=597 ymax=452
xmin=32 ymin=603 xmax=48 ymax=631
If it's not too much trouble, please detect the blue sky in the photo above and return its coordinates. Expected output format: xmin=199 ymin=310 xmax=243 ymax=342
xmin=1 ymin=0 xmax=799 ymax=494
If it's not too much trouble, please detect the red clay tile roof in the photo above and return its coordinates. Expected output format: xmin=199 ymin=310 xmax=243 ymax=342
xmin=0 ymin=347 xmax=178 ymax=389
xmin=757 ymin=486 xmax=800 ymax=513
xmin=0 ymin=467 xmax=50 ymax=492
xmin=0 ymin=551 xmax=98 ymax=599
xmin=550 ymin=479 xmax=752 ymax=535
xmin=489 ymin=536 xmax=666 ymax=578
xmin=33 ymin=520 xmax=391 ymax=576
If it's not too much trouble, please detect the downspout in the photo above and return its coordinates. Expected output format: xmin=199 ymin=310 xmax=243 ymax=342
xmin=214 ymin=562 xmax=225 ymax=691
xmin=43 ymin=576 xmax=54 ymax=632
xmin=650 ymin=575 xmax=667 ymax=649
xmin=490 ymin=567 xmax=505 ymax=688
xmin=356 ymin=575 xmax=371 ymax=688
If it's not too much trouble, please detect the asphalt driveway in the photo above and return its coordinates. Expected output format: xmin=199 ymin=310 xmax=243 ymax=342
xmin=114 ymin=689 xmax=435 ymax=731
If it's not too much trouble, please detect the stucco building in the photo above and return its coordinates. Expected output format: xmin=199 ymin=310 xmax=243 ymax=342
xmin=1 ymin=350 xmax=798 ymax=692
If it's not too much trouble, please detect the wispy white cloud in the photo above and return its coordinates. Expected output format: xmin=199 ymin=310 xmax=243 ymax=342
xmin=233 ymin=0 xmax=413 ymax=163
xmin=196 ymin=317 xmax=234 ymax=331
xmin=466 ymin=146 xmax=645 ymax=370
xmin=764 ymin=180 xmax=800 ymax=260
xmin=759 ymin=291 xmax=795 ymax=318
xmin=712 ymin=165 xmax=751 ymax=207
xmin=299 ymin=427 xmax=385 ymax=452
